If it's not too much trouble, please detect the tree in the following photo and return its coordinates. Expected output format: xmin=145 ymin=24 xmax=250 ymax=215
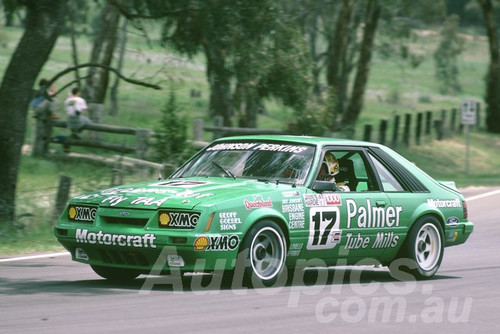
xmin=110 ymin=0 xmax=311 ymax=128
xmin=1 ymin=0 xmax=23 ymax=26
xmin=151 ymin=86 xmax=189 ymax=165
xmin=162 ymin=0 xmax=280 ymax=127
xmin=326 ymin=0 xmax=360 ymax=131
xmin=234 ymin=2 xmax=311 ymax=128
xmin=340 ymin=0 xmax=381 ymax=136
xmin=320 ymin=0 xmax=446 ymax=136
xmin=0 ymin=0 xmax=67 ymax=224
xmin=319 ymin=0 xmax=382 ymax=136
xmin=434 ymin=15 xmax=464 ymax=94
xmin=478 ymin=0 xmax=500 ymax=133
xmin=84 ymin=1 xmax=121 ymax=104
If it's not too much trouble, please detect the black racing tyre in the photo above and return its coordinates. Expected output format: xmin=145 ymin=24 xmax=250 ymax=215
xmin=391 ymin=215 xmax=444 ymax=280
xmin=90 ymin=265 xmax=141 ymax=281
xmin=236 ymin=220 xmax=287 ymax=287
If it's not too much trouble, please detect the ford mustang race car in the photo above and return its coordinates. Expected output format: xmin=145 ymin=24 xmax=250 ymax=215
xmin=54 ymin=135 xmax=473 ymax=286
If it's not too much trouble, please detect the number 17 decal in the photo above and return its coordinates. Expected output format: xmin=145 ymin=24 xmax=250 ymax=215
xmin=307 ymin=207 xmax=341 ymax=250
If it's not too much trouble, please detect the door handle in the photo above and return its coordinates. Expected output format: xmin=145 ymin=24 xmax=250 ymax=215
xmin=375 ymin=200 xmax=386 ymax=207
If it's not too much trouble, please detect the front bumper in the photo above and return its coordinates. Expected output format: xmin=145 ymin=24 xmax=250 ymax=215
xmin=54 ymin=226 xmax=240 ymax=273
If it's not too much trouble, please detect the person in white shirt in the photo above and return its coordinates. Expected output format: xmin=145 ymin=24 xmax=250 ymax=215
xmin=65 ymin=87 xmax=91 ymax=138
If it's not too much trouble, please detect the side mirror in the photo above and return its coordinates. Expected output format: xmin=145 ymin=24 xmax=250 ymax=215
xmin=311 ymin=180 xmax=337 ymax=192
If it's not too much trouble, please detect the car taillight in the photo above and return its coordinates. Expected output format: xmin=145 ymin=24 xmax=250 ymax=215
xmin=463 ymin=201 xmax=468 ymax=219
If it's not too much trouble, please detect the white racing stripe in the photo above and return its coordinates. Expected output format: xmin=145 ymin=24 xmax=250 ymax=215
xmin=0 ymin=251 xmax=69 ymax=263
xmin=466 ymin=189 xmax=500 ymax=202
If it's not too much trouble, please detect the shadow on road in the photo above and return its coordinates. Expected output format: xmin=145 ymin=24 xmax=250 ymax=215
xmin=0 ymin=267 xmax=460 ymax=296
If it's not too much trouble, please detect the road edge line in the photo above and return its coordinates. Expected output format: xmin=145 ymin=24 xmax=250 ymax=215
xmin=466 ymin=189 xmax=500 ymax=202
xmin=0 ymin=251 xmax=70 ymax=263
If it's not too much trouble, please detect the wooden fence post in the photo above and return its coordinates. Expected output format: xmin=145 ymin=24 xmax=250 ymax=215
xmin=87 ymin=103 xmax=104 ymax=140
xmin=193 ymin=118 xmax=204 ymax=142
xmin=379 ymin=120 xmax=388 ymax=145
xmin=404 ymin=114 xmax=411 ymax=146
xmin=450 ymin=108 xmax=457 ymax=131
xmin=52 ymin=175 xmax=72 ymax=223
xmin=111 ymin=156 xmax=124 ymax=186
xmin=213 ymin=116 xmax=224 ymax=140
xmin=363 ymin=124 xmax=372 ymax=142
xmin=32 ymin=114 xmax=53 ymax=157
xmin=441 ymin=109 xmax=447 ymax=138
xmin=416 ymin=112 xmax=423 ymax=145
xmin=425 ymin=111 xmax=432 ymax=135
xmin=135 ymin=129 xmax=151 ymax=159
xmin=434 ymin=119 xmax=444 ymax=140
xmin=476 ymin=102 xmax=481 ymax=129
xmin=392 ymin=115 xmax=400 ymax=147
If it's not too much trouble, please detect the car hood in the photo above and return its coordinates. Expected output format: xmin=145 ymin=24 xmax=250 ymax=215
xmin=71 ymin=177 xmax=291 ymax=210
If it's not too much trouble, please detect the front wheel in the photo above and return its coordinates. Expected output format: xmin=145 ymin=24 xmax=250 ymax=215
xmin=391 ymin=215 xmax=444 ymax=279
xmin=91 ymin=265 xmax=141 ymax=281
xmin=236 ymin=220 xmax=287 ymax=287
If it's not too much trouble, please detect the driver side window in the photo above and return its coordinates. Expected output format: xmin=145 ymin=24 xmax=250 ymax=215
xmin=317 ymin=150 xmax=377 ymax=192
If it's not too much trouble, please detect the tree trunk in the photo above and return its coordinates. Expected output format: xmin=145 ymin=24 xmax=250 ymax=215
xmin=341 ymin=0 xmax=381 ymax=137
xmin=84 ymin=2 xmax=121 ymax=104
xmin=69 ymin=0 xmax=82 ymax=88
xmin=327 ymin=0 xmax=356 ymax=117
xmin=0 ymin=0 xmax=66 ymax=224
xmin=204 ymin=43 xmax=233 ymax=127
xmin=109 ymin=18 xmax=129 ymax=116
xmin=478 ymin=0 xmax=500 ymax=133
xmin=5 ymin=11 xmax=14 ymax=26
xmin=307 ymin=2 xmax=323 ymax=96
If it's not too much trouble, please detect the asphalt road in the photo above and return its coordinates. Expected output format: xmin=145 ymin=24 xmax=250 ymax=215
xmin=1 ymin=187 xmax=499 ymax=334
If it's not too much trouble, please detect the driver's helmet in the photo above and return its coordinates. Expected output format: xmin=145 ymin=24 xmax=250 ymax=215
xmin=323 ymin=152 xmax=340 ymax=178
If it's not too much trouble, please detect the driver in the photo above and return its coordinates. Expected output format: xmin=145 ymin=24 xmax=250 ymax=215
xmin=317 ymin=152 xmax=350 ymax=191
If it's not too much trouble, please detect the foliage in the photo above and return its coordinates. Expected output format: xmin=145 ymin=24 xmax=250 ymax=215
xmin=477 ymin=0 xmax=500 ymax=133
xmin=434 ymin=15 xmax=464 ymax=94
xmin=150 ymin=86 xmax=190 ymax=165
xmin=257 ymin=24 xmax=311 ymax=112
xmin=287 ymin=88 xmax=334 ymax=136
xmin=112 ymin=0 xmax=312 ymax=127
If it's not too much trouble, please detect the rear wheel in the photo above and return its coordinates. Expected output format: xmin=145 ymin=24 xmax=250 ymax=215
xmin=237 ymin=220 xmax=287 ymax=287
xmin=91 ymin=265 xmax=141 ymax=281
xmin=391 ymin=215 xmax=444 ymax=279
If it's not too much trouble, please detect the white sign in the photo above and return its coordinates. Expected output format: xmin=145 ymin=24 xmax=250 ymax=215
xmin=461 ymin=100 xmax=477 ymax=125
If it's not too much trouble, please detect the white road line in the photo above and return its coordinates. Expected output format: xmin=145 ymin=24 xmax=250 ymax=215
xmin=466 ymin=189 xmax=500 ymax=202
xmin=0 ymin=251 xmax=69 ymax=263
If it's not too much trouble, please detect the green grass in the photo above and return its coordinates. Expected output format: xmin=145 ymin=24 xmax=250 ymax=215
xmin=1 ymin=23 xmax=499 ymax=255
xmin=397 ymin=131 xmax=500 ymax=186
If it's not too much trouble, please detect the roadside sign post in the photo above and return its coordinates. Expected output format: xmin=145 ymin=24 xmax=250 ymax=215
xmin=461 ymin=100 xmax=477 ymax=175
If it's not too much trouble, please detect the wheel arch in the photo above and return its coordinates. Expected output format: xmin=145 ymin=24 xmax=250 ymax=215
xmin=409 ymin=204 xmax=446 ymax=233
xmin=241 ymin=208 xmax=290 ymax=249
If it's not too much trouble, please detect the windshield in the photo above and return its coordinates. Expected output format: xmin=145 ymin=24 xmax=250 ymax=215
xmin=173 ymin=141 xmax=316 ymax=185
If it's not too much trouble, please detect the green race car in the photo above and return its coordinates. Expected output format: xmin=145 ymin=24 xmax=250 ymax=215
xmin=54 ymin=135 xmax=473 ymax=286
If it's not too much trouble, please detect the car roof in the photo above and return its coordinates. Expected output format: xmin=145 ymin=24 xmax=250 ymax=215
xmin=213 ymin=135 xmax=382 ymax=149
